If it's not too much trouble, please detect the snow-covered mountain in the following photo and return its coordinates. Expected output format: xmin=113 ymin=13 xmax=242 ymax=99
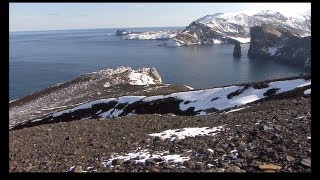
xmin=122 ymin=30 xmax=179 ymax=40
xmin=167 ymin=8 xmax=310 ymax=46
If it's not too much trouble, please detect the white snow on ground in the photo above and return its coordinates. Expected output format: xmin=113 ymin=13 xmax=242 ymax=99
xmin=224 ymin=107 xmax=248 ymax=114
xmin=148 ymin=126 xmax=224 ymax=141
xmin=268 ymin=47 xmax=278 ymax=56
xmin=45 ymin=78 xmax=310 ymax=122
xmin=304 ymin=89 xmax=311 ymax=95
xmin=213 ymin=39 xmax=222 ymax=44
xmin=294 ymin=116 xmax=305 ymax=120
xmin=103 ymin=82 xmax=111 ymax=87
xmin=183 ymin=85 xmax=194 ymax=90
xmin=102 ymin=149 xmax=190 ymax=167
xmin=228 ymin=37 xmax=251 ymax=43
xmin=128 ymin=71 xmax=158 ymax=85
xmin=123 ymin=30 xmax=178 ymax=40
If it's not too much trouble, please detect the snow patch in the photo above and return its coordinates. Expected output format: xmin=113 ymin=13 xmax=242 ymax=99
xmin=102 ymin=149 xmax=190 ymax=167
xmin=224 ymin=106 xmax=248 ymax=114
xmin=228 ymin=37 xmax=251 ymax=43
xmin=148 ymin=126 xmax=224 ymax=141
xmin=128 ymin=72 xmax=158 ymax=85
xmin=183 ymin=85 xmax=194 ymax=90
xmin=213 ymin=39 xmax=222 ymax=44
xmin=304 ymin=89 xmax=311 ymax=95
xmin=268 ymin=47 xmax=278 ymax=56
xmin=123 ymin=30 xmax=178 ymax=40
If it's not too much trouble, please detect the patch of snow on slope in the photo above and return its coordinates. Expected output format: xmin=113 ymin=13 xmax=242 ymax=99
xmin=38 ymin=78 xmax=310 ymax=124
xmin=102 ymin=149 xmax=190 ymax=167
xmin=213 ymin=39 xmax=222 ymax=44
xmin=228 ymin=37 xmax=251 ymax=43
xmin=128 ymin=71 xmax=158 ymax=85
xmin=268 ymin=47 xmax=278 ymax=56
xmin=224 ymin=106 xmax=248 ymax=114
xmin=148 ymin=126 xmax=224 ymax=141
xmin=123 ymin=30 xmax=178 ymax=40
xmin=183 ymin=85 xmax=194 ymax=90
xmin=304 ymin=89 xmax=311 ymax=96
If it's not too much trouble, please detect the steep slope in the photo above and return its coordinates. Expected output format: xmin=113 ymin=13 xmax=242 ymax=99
xmin=9 ymin=67 xmax=192 ymax=129
xmin=11 ymin=75 xmax=310 ymax=130
xmin=10 ymin=77 xmax=311 ymax=172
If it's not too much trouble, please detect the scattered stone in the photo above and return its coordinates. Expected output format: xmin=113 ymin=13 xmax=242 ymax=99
xmin=301 ymin=159 xmax=311 ymax=167
xmin=149 ymin=167 xmax=160 ymax=172
xmin=258 ymin=164 xmax=282 ymax=171
xmin=183 ymin=160 xmax=196 ymax=169
xmin=286 ymin=155 xmax=295 ymax=162
xmin=71 ymin=165 xmax=83 ymax=173
xmin=225 ymin=166 xmax=246 ymax=173
xmin=195 ymin=163 xmax=205 ymax=170
xmin=112 ymin=159 xmax=125 ymax=166
xmin=123 ymin=160 xmax=136 ymax=166
xmin=212 ymin=168 xmax=225 ymax=172
xmin=146 ymin=159 xmax=157 ymax=166
xmin=153 ymin=136 xmax=162 ymax=142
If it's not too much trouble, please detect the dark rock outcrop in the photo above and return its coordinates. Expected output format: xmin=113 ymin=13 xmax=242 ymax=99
xmin=233 ymin=43 xmax=241 ymax=58
xmin=247 ymin=24 xmax=283 ymax=58
xmin=273 ymin=36 xmax=311 ymax=68
xmin=169 ymin=22 xmax=242 ymax=46
xmin=248 ymin=24 xmax=311 ymax=69
xmin=116 ymin=30 xmax=132 ymax=36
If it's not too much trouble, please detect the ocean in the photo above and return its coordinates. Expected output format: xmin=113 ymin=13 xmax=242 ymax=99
xmin=9 ymin=27 xmax=306 ymax=100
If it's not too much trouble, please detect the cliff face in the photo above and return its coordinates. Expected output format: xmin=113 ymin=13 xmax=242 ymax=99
xmin=248 ymin=24 xmax=311 ymax=69
xmin=247 ymin=24 xmax=283 ymax=58
xmin=274 ymin=36 xmax=311 ymax=67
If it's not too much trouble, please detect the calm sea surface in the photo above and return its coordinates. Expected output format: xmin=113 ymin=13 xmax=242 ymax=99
xmin=9 ymin=27 xmax=306 ymax=100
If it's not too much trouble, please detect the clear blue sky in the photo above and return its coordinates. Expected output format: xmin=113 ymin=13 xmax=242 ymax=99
xmin=10 ymin=3 xmax=310 ymax=32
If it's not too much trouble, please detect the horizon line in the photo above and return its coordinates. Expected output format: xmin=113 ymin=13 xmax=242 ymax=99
xmin=9 ymin=26 xmax=186 ymax=33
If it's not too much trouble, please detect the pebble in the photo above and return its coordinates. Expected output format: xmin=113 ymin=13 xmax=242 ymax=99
xmin=258 ymin=164 xmax=282 ymax=171
xmin=301 ymin=159 xmax=311 ymax=167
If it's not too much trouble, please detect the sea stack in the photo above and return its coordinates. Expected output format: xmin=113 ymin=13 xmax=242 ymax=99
xmin=233 ymin=42 xmax=241 ymax=58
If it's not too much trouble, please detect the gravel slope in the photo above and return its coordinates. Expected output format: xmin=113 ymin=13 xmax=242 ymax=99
xmin=9 ymin=86 xmax=311 ymax=172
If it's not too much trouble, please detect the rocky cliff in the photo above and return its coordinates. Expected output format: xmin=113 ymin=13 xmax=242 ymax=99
xmin=165 ymin=9 xmax=310 ymax=46
xmin=248 ymin=24 xmax=311 ymax=69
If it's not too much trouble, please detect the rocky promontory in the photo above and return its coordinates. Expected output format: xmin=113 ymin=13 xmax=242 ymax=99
xmin=247 ymin=24 xmax=311 ymax=69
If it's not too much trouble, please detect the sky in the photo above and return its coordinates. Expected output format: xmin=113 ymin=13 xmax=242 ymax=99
xmin=9 ymin=3 xmax=311 ymax=32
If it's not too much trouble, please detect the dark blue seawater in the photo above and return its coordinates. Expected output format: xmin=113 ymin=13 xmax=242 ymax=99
xmin=9 ymin=27 xmax=306 ymax=100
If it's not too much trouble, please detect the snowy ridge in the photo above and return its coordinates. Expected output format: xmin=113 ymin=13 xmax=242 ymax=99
xmin=11 ymin=78 xmax=310 ymax=130
xmin=122 ymin=30 xmax=179 ymax=40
